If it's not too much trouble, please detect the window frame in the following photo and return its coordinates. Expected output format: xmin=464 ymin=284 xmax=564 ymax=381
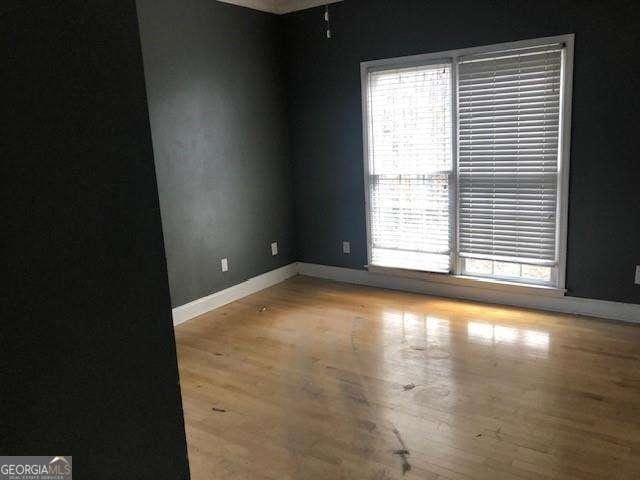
xmin=360 ymin=34 xmax=574 ymax=292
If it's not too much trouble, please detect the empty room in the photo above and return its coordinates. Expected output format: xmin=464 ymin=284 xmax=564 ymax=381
xmin=4 ymin=0 xmax=640 ymax=479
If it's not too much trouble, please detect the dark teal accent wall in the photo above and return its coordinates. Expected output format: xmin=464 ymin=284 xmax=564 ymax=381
xmin=283 ymin=0 xmax=640 ymax=304
xmin=137 ymin=0 xmax=295 ymax=307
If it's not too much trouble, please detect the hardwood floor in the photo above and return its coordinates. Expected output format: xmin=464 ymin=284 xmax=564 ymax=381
xmin=175 ymin=275 xmax=640 ymax=480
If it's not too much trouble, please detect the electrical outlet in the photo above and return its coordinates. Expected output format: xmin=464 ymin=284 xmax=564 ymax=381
xmin=271 ymin=242 xmax=278 ymax=256
xmin=221 ymin=258 xmax=228 ymax=272
xmin=342 ymin=241 xmax=351 ymax=254
xmin=635 ymin=265 xmax=640 ymax=285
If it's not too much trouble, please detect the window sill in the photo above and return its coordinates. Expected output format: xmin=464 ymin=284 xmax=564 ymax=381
xmin=366 ymin=264 xmax=566 ymax=298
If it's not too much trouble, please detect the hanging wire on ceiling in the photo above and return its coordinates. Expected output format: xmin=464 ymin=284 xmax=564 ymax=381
xmin=324 ymin=4 xmax=331 ymax=39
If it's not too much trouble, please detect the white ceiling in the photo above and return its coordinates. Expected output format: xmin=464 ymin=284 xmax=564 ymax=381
xmin=216 ymin=0 xmax=343 ymax=14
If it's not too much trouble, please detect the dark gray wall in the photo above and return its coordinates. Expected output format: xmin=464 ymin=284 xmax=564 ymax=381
xmin=3 ymin=0 xmax=189 ymax=477
xmin=137 ymin=0 xmax=295 ymax=308
xmin=283 ymin=0 xmax=640 ymax=304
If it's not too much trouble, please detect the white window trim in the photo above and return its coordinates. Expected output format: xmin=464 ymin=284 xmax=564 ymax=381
xmin=360 ymin=34 xmax=574 ymax=295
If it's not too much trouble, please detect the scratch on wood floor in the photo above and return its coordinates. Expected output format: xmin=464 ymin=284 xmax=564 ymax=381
xmin=391 ymin=426 xmax=412 ymax=475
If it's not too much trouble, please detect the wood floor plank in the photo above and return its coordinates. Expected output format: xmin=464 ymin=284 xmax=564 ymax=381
xmin=176 ymin=275 xmax=640 ymax=480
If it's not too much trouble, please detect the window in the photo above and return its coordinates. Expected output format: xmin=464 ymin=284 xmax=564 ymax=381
xmin=362 ymin=35 xmax=573 ymax=289
xmin=366 ymin=63 xmax=453 ymax=273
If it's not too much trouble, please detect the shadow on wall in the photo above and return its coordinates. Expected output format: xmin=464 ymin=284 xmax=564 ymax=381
xmin=3 ymin=1 xmax=190 ymax=478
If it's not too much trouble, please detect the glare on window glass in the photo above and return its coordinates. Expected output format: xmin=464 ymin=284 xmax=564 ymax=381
xmin=521 ymin=265 xmax=551 ymax=281
xmin=465 ymin=258 xmax=492 ymax=275
xmin=494 ymin=261 xmax=521 ymax=278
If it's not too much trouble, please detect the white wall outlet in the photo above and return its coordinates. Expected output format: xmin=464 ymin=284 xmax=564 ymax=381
xmin=221 ymin=258 xmax=228 ymax=272
xmin=635 ymin=265 xmax=640 ymax=285
xmin=342 ymin=241 xmax=351 ymax=254
xmin=271 ymin=242 xmax=278 ymax=256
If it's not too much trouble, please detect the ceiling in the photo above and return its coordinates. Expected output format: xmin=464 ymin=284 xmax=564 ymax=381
xmin=216 ymin=0 xmax=343 ymax=14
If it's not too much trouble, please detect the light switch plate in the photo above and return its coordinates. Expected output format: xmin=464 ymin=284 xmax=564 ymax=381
xmin=271 ymin=242 xmax=278 ymax=256
xmin=342 ymin=241 xmax=351 ymax=254
xmin=221 ymin=258 xmax=228 ymax=272
xmin=635 ymin=265 xmax=640 ymax=285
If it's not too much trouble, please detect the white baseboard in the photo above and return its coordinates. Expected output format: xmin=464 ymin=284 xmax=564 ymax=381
xmin=171 ymin=261 xmax=639 ymax=326
xmin=172 ymin=263 xmax=298 ymax=326
xmin=298 ymin=262 xmax=640 ymax=324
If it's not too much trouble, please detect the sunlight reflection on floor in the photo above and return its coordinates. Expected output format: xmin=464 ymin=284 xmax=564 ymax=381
xmin=467 ymin=321 xmax=550 ymax=356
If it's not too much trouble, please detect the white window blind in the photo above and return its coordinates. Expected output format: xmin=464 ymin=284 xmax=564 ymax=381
xmin=366 ymin=63 xmax=452 ymax=273
xmin=457 ymin=44 xmax=563 ymax=266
